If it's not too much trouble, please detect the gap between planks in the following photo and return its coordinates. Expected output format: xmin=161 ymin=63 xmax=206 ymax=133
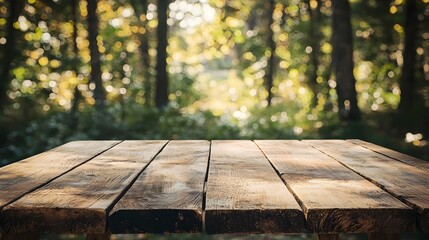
xmin=101 ymin=141 xmax=171 ymax=234
xmin=347 ymin=139 xmax=429 ymax=172
xmin=256 ymin=140 xmax=414 ymax=233
xmin=108 ymin=140 xmax=209 ymax=233
xmin=104 ymin=140 xmax=170 ymax=214
xmin=201 ymin=141 xmax=212 ymax=233
xmin=304 ymin=140 xmax=428 ymax=232
xmin=2 ymin=140 xmax=423 ymax=235
xmin=204 ymin=140 xmax=305 ymax=234
xmin=253 ymin=140 xmax=309 ymax=224
xmin=0 ymin=141 xmax=169 ymax=234
xmin=0 ymin=140 xmax=122 ymax=210
xmin=304 ymin=140 xmax=416 ymax=208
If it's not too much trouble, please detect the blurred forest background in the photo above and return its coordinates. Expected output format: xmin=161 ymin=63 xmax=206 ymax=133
xmin=0 ymin=0 xmax=428 ymax=166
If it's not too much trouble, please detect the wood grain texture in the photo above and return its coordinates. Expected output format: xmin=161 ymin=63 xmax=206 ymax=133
xmin=256 ymin=140 xmax=415 ymax=233
xmin=0 ymin=141 xmax=120 ymax=209
xmin=109 ymin=140 xmax=210 ymax=234
xmin=347 ymin=139 xmax=429 ymax=172
xmin=305 ymin=140 xmax=429 ymax=232
xmin=205 ymin=140 xmax=304 ymax=234
xmin=0 ymin=141 xmax=167 ymax=234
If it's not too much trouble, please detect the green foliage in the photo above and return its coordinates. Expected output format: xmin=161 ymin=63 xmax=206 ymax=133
xmin=2 ymin=99 xmax=428 ymax=167
xmin=0 ymin=103 xmax=242 ymax=165
xmin=1 ymin=0 xmax=429 ymax=166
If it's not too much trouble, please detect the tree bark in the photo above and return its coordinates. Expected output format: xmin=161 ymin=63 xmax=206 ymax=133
xmin=331 ymin=0 xmax=360 ymax=120
xmin=0 ymin=0 xmax=23 ymax=109
xmin=399 ymin=0 xmax=417 ymax=112
xmin=130 ymin=0 xmax=152 ymax=106
xmin=155 ymin=0 xmax=169 ymax=108
xmin=87 ymin=0 xmax=105 ymax=110
xmin=265 ymin=0 xmax=275 ymax=106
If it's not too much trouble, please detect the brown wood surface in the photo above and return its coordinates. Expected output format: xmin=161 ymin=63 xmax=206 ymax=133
xmin=109 ymin=140 xmax=210 ymax=233
xmin=0 ymin=141 xmax=167 ymax=234
xmin=305 ymin=140 xmax=429 ymax=232
xmin=1 ymin=139 xmax=427 ymax=235
xmin=205 ymin=140 xmax=305 ymax=234
xmin=0 ymin=141 xmax=120 ymax=209
xmin=348 ymin=139 xmax=429 ymax=172
xmin=256 ymin=140 xmax=414 ymax=233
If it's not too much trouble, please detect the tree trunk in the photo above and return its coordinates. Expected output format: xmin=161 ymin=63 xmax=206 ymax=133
xmin=265 ymin=0 xmax=275 ymax=106
xmin=87 ymin=0 xmax=105 ymax=110
xmin=306 ymin=0 xmax=322 ymax=106
xmin=0 ymin=0 xmax=23 ymax=109
xmin=155 ymin=0 xmax=169 ymax=108
xmin=130 ymin=0 xmax=152 ymax=106
xmin=399 ymin=0 xmax=417 ymax=112
xmin=331 ymin=0 xmax=360 ymax=120
xmin=70 ymin=0 xmax=82 ymax=128
xmin=375 ymin=0 xmax=394 ymax=51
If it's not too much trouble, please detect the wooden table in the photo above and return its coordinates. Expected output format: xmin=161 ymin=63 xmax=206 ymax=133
xmin=0 ymin=140 xmax=428 ymax=240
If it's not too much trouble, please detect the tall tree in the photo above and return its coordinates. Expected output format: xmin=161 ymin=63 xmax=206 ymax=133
xmin=375 ymin=0 xmax=395 ymax=57
xmin=70 ymin=0 xmax=82 ymax=126
xmin=306 ymin=0 xmax=322 ymax=106
xmin=87 ymin=0 xmax=106 ymax=110
xmin=155 ymin=0 xmax=169 ymax=108
xmin=399 ymin=0 xmax=418 ymax=112
xmin=0 ymin=0 xmax=24 ymax=109
xmin=130 ymin=0 xmax=152 ymax=106
xmin=265 ymin=0 xmax=276 ymax=106
xmin=331 ymin=0 xmax=360 ymax=120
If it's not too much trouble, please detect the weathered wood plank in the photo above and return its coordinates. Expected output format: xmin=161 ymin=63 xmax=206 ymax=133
xmin=109 ymin=140 xmax=210 ymax=233
xmin=347 ymin=139 xmax=429 ymax=172
xmin=205 ymin=140 xmax=304 ymax=234
xmin=305 ymin=140 xmax=429 ymax=232
xmin=256 ymin=140 xmax=415 ymax=233
xmin=0 ymin=141 xmax=167 ymax=234
xmin=0 ymin=141 xmax=120 ymax=209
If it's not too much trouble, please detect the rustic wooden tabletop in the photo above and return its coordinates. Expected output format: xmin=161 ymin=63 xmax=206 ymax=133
xmin=0 ymin=140 xmax=428 ymax=240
